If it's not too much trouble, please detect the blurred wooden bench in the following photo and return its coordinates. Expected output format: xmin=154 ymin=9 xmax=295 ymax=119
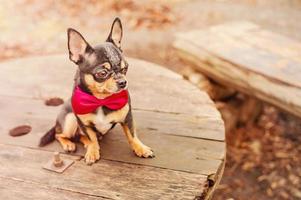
xmin=0 ymin=55 xmax=225 ymax=200
xmin=174 ymin=21 xmax=301 ymax=118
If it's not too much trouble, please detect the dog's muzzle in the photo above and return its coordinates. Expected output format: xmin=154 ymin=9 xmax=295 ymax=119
xmin=117 ymin=79 xmax=127 ymax=89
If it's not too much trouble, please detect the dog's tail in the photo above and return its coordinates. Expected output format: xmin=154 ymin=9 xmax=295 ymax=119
xmin=39 ymin=126 xmax=56 ymax=147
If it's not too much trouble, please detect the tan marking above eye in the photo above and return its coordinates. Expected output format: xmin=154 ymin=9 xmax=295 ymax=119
xmin=102 ymin=62 xmax=111 ymax=69
xmin=120 ymin=61 xmax=126 ymax=69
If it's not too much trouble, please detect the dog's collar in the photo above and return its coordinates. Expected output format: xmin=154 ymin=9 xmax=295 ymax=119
xmin=71 ymin=86 xmax=128 ymax=115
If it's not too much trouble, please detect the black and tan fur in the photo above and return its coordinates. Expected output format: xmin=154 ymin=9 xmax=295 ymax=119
xmin=40 ymin=18 xmax=154 ymax=165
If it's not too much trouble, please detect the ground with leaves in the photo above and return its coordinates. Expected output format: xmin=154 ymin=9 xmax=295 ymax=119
xmin=0 ymin=1 xmax=301 ymax=199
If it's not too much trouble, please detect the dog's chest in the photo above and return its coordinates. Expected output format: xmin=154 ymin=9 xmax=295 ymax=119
xmin=92 ymin=104 xmax=129 ymax=134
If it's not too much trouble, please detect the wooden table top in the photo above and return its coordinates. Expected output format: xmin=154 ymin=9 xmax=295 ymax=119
xmin=0 ymin=55 xmax=225 ymax=200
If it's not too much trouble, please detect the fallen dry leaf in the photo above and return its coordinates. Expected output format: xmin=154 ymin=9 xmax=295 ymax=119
xmin=9 ymin=125 xmax=32 ymax=137
xmin=45 ymin=97 xmax=64 ymax=106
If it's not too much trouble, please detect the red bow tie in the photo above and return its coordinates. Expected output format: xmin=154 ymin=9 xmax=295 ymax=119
xmin=71 ymin=86 xmax=129 ymax=115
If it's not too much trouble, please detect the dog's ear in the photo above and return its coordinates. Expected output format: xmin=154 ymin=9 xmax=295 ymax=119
xmin=106 ymin=17 xmax=123 ymax=49
xmin=67 ymin=28 xmax=93 ymax=64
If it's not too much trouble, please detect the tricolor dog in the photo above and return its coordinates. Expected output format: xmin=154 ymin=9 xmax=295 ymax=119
xmin=39 ymin=18 xmax=154 ymax=165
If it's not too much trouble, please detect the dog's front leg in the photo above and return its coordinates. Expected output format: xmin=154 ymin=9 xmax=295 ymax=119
xmin=80 ymin=128 xmax=100 ymax=165
xmin=121 ymin=111 xmax=154 ymax=158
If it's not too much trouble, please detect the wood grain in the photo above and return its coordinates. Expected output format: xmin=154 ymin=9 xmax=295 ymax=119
xmin=0 ymin=55 xmax=225 ymax=199
xmin=178 ymin=29 xmax=301 ymax=88
xmin=174 ymin=21 xmax=301 ymax=118
xmin=0 ymin=55 xmax=219 ymax=118
xmin=0 ymin=144 xmax=207 ymax=200
xmin=0 ymin=95 xmax=224 ymax=174
xmin=0 ymin=94 xmax=224 ymax=141
xmin=0 ymin=177 xmax=103 ymax=200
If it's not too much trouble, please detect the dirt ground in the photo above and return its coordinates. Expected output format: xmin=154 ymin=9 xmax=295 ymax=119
xmin=0 ymin=0 xmax=301 ymax=199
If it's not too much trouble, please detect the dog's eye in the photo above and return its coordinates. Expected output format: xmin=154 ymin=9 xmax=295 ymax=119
xmin=120 ymin=66 xmax=128 ymax=74
xmin=95 ymin=70 xmax=108 ymax=79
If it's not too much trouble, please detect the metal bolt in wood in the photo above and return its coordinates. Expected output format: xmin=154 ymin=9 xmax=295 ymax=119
xmin=53 ymin=152 xmax=64 ymax=167
xmin=43 ymin=151 xmax=74 ymax=173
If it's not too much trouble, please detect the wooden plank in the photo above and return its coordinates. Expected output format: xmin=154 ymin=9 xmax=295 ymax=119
xmin=177 ymin=20 xmax=259 ymax=39
xmin=0 ymin=144 xmax=207 ymax=200
xmin=174 ymin=22 xmax=301 ymax=118
xmin=0 ymin=55 xmax=220 ymax=118
xmin=210 ymin=26 xmax=301 ymax=72
xmin=177 ymin=28 xmax=301 ymax=89
xmin=174 ymin=39 xmax=301 ymax=118
xmin=0 ymin=93 xmax=224 ymax=140
xmin=237 ymin=30 xmax=301 ymax=62
xmin=100 ymin=126 xmax=224 ymax=173
xmin=130 ymin=75 xmax=220 ymax=118
xmin=0 ymin=177 xmax=103 ymax=200
xmin=208 ymin=20 xmax=259 ymax=34
xmin=182 ymin=20 xmax=301 ymax=59
xmin=134 ymin=109 xmax=225 ymax=141
xmin=0 ymin=95 xmax=224 ymax=174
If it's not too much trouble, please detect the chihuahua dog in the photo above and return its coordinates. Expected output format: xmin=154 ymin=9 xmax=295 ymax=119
xmin=39 ymin=18 xmax=154 ymax=165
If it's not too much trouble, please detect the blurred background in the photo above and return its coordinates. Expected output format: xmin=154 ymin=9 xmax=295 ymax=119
xmin=0 ymin=0 xmax=301 ymax=199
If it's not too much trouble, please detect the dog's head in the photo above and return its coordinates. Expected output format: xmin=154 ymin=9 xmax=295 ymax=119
xmin=68 ymin=18 xmax=128 ymax=98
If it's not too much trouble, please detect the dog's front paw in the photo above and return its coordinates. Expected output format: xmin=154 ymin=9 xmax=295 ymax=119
xmin=61 ymin=140 xmax=76 ymax=152
xmin=85 ymin=144 xmax=100 ymax=165
xmin=132 ymin=140 xmax=154 ymax=158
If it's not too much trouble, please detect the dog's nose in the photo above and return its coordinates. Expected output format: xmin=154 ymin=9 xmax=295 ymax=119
xmin=117 ymin=80 xmax=127 ymax=89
